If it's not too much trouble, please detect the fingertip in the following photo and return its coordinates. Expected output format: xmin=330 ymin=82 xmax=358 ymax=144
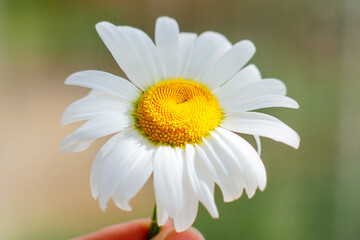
xmin=74 ymin=219 xmax=151 ymax=240
xmin=154 ymin=227 xmax=205 ymax=240
xmin=169 ymin=228 xmax=205 ymax=240
xmin=160 ymin=220 xmax=174 ymax=230
xmin=186 ymin=228 xmax=205 ymax=240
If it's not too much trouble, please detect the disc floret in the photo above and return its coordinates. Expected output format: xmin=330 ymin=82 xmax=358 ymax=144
xmin=135 ymin=79 xmax=222 ymax=146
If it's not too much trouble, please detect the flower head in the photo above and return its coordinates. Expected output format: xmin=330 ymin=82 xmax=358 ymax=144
xmin=60 ymin=16 xmax=300 ymax=232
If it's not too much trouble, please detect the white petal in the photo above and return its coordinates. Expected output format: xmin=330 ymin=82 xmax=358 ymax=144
xmin=184 ymin=31 xmax=231 ymax=80
xmin=59 ymin=113 xmax=132 ymax=149
xmin=155 ymin=16 xmax=179 ymax=79
xmin=223 ymin=95 xmax=299 ymax=113
xmin=215 ymin=127 xmax=267 ymax=194
xmin=58 ymin=139 xmax=95 ymax=153
xmin=61 ymin=94 xmax=132 ymax=125
xmin=185 ymin=144 xmax=218 ymax=218
xmin=194 ymin=143 xmax=221 ymax=182
xmin=117 ymin=26 xmax=164 ymax=87
xmin=154 ymin=146 xmax=184 ymax=218
xmin=96 ymin=22 xmax=157 ymax=90
xmin=254 ymin=135 xmax=262 ymax=156
xmin=97 ymin=128 xmax=152 ymax=211
xmin=215 ymin=64 xmax=261 ymax=96
xmin=157 ymin=202 xmax=169 ymax=226
xmin=201 ymin=40 xmax=256 ymax=89
xmin=111 ymin=138 xmax=154 ymax=211
xmin=91 ymin=132 xmax=124 ymax=199
xmin=197 ymin=133 xmax=245 ymax=202
xmin=177 ymin=32 xmax=197 ymax=78
xmin=86 ymin=90 xmax=111 ymax=97
xmin=65 ymin=70 xmax=140 ymax=101
xmin=221 ymin=112 xmax=300 ymax=149
xmin=217 ymin=79 xmax=287 ymax=109
xmin=173 ymin=190 xmax=198 ymax=232
xmin=172 ymin=148 xmax=199 ymax=232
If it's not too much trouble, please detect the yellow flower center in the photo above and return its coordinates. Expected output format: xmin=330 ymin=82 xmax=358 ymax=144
xmin=135 ymin=79 xmax=222 ymax=146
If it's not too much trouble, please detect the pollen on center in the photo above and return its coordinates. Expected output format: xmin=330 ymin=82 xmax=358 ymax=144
xmin=135 ymin=78 xmax=222 ymax=146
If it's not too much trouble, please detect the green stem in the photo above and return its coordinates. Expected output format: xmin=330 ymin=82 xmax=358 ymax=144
xmin=147 ymin=205 xmax=161 ymax=240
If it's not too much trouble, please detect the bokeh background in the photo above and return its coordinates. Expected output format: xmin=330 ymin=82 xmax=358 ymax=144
xmin=1 ymin=0 xmax=359 ymax=239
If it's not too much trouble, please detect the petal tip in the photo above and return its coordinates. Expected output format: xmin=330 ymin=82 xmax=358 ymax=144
xmin=100 ymin=205 xmax=107 ymax=212
xmin=95 ymin=21 xmax=110 ymax=29
xmin=245 ymin=189 xmax=256 ymax=199
xmin=259 ymin=183 xmax=267 ymax=192
xmin=91 ymin=189 xmax=99 ymax=200
xmin=57 ymin=148 xmax=65 ymax=154
xmin=174 ymin=224 xmax=190 ymax=233
xmin=99 ymin=200 xmax=108 ymax=212
xmin=64 ymin=73 xmax=75 ymax=85
xmin=114 ymin=200 xmax=133 ymax=211
xmin=239 ymin=39 xmax=256 ymax=54
xmin=292 ymin=134 xmax=301 ymax=149
xmin=95 ymin=21 xmax=116 ymax=36
xmin=60 ymin=113 xmax=70 ymax=126
xmin=156 ymin=16 xmax=177 ymax=24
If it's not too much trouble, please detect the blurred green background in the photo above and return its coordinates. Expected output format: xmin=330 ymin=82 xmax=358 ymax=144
xmin=1 ymin=0 xmax=359 ymax=239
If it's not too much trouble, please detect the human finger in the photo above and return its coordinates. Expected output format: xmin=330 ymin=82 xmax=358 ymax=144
xmin=152 ymin=227 xmax=205 ymax=240
xmin=74 ymin=218 xmax=151 ymax=240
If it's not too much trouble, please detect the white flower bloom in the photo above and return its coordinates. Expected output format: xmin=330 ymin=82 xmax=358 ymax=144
xmin=60 ymin=16 xmax=300 ymax=232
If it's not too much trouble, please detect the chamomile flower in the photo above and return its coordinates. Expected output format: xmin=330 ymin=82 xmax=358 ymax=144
xmin=60 ymin=16 xmax=300 ymax=232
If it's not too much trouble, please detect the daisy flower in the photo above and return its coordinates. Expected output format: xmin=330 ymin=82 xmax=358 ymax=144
xmin=60 ymin=16 xmax=299 ymax=232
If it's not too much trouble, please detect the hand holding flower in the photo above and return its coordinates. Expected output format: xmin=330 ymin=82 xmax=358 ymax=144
xmin=74 ymin=219 xmax=204 ymax=240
